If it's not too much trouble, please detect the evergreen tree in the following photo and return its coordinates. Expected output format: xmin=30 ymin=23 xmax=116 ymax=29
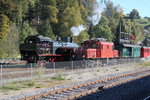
xmin=80 ymin=4 xmax=88 ymax=22
xmin=27 ymin=1 xmax=37 ymax=22
xmin=0 ymin=14 xmax=10 ymax=58
xmin=105 ymin=1 xmax=115 ymax=19
xmin=38 ymin=19 xmax=55 ymax=39
xmin=94 ymin=16 xmax=113 ymax=41
xmin=39 ymin=0 xmax=58 ymax=23
xmin=48 ymin=5 xmax=58 ymax=24
xmin=104 ymin=1 xmax=122 ymax=41
xmin=131 ymin=23 xmax=143 ymax=44
xmin=48 ymin=0 xmax=58 ymax=24
xmin=19 ymin=21 xmax=38 ymax=43
xmin=11 ymin=0 xmax=30 ymax=25
xmin=129 ymin=9 xmax=141 ymax=20
xmin=0 ymin=0 xmax=15 ymax=21
xmin=0 ymin=14 xmax=10 ymax=40
xmin=57 ymin=0 xmax=85 ymax=38
xmin=77 ymin=31 xmax=89 ymax=43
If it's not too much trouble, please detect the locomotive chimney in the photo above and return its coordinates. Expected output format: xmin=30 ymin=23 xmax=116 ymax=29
xmin=65 ymin=37 xmax=72 ymax=42
xmin=56 ymin=37 xmax=61 ymax=41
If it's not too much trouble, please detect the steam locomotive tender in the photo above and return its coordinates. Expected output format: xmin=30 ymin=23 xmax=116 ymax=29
xmin=20 ymin=35 xmax=78 ymax=63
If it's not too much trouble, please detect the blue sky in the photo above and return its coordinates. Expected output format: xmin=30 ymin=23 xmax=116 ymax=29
xmin=97 ymin=0 xmax=150 ymax=18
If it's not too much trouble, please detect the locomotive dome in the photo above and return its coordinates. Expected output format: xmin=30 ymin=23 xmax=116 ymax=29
xmin=37 ymin=35 xmax=53 ymax=42
xmin=91 ymin=38 xmax=107 ymax=42
xmin=24 ymin=35 xmax=53 ymax=44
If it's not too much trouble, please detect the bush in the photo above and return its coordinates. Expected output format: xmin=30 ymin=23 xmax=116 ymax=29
xmin=51 ymin=73 xmax=65 ymax=80
xmin=139 ymin=62 xmax=150 ymax=67
xmin=26 ymin=81 xmax=35 ymax=87
xmin=0 ymin=86 xmax=20 ymax=91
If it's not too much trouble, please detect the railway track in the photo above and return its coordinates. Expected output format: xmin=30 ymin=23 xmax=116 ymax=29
xmin=17 ymin=68 xmax=150 ymax=100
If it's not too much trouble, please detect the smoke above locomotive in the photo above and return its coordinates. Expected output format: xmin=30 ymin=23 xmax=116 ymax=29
xmin=70 ymin=25 xmax=86 ymax=36
xmin=87 ymin=1 xmax=104 ymax=26
xmin=70 ymin=1 xmax=104 ymax=37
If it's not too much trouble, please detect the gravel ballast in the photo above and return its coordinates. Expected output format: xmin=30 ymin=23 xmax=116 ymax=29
xmin=79 ymin=76 xmax=150 ymax=100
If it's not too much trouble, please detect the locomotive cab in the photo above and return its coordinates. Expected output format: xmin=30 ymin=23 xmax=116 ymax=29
xmin=20 ymin=35 xmax=52 ymax=63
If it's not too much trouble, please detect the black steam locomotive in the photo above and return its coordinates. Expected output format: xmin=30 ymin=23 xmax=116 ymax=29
xmin=20 ymin=35 xmax=78 ymax=63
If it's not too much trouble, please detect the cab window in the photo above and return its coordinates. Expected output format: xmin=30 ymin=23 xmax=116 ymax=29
xmin=97 ymin=45 xmax=100 ymax=48
xmin=107 ymin=45 xmax=109 ymax=49
xmin=93 ymin=44 xmax=96 ymax=48
xmin=27 ymin=38 xmax=36 ymax=44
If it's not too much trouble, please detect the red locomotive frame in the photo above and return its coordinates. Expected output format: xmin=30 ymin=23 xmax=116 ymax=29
xmin=75 ymin=39 xmax=119 ymax=59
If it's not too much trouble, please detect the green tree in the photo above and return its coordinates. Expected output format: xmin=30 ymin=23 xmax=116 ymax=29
xmin=94 ymin=16 xmax=113 ymax=41
xmin=7 ymin=23 xmax=19 ymax=57
xmin=80 ymin=4 xmax=88 ymax=22
xmin=0 ymin=14 xmax=10 ymax=40
xmin=11 ymin=0 xmax=30 ymax=25
xmin=60 ymin=6 xmax=82 ymax=37
xmin=0 ymin=0 xmax=15 ymax=20
xmin=76 ymin=31 xmax=89 ymax=43
xmin=0 ymin=14 xmax=10 ymax=58
xmin=82 ymin=0 xmax=96 ymax=14
xmin=57 ymin=0 xmax=85 ymax=38
xmin=131 ymin=23 xmax=143 ymax=44
xmin=38 ymin=19 xmax=55 ymax=39
xmin=19 ymin=21 xmax=38 ymax=43
xmin=48 ymin=5 xmax=58 ymax=24
xmin=39 ymin=0 xmax=58 ymax=23
xmin=129 ymin=9 xmax=141 ymax=19
xmin=48 ymin=0 xmax=58 ymax=24
xmin=0 ymin=40 xmax=7 ymax=58
xmin=27 ymin=1 xmax=37 ymax=22
xmin=104 ymin=1 xmax=122 ymax=41
xmin=105 ymin=1 xmax=115 ymax=19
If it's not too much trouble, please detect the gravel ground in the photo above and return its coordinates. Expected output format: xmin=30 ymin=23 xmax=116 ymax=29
xmin=78 ymin=76 xmax=150 ymax=100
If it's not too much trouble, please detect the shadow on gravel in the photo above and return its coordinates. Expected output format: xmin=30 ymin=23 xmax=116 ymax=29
xmin=78 ymin=76 xmax=150 ymax=100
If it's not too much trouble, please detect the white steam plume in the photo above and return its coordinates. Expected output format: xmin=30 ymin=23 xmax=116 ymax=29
xmin=70 ymin=25 xmax=86 ymax=36
xmin=88 ymin=2 xmax=104 ymax=26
